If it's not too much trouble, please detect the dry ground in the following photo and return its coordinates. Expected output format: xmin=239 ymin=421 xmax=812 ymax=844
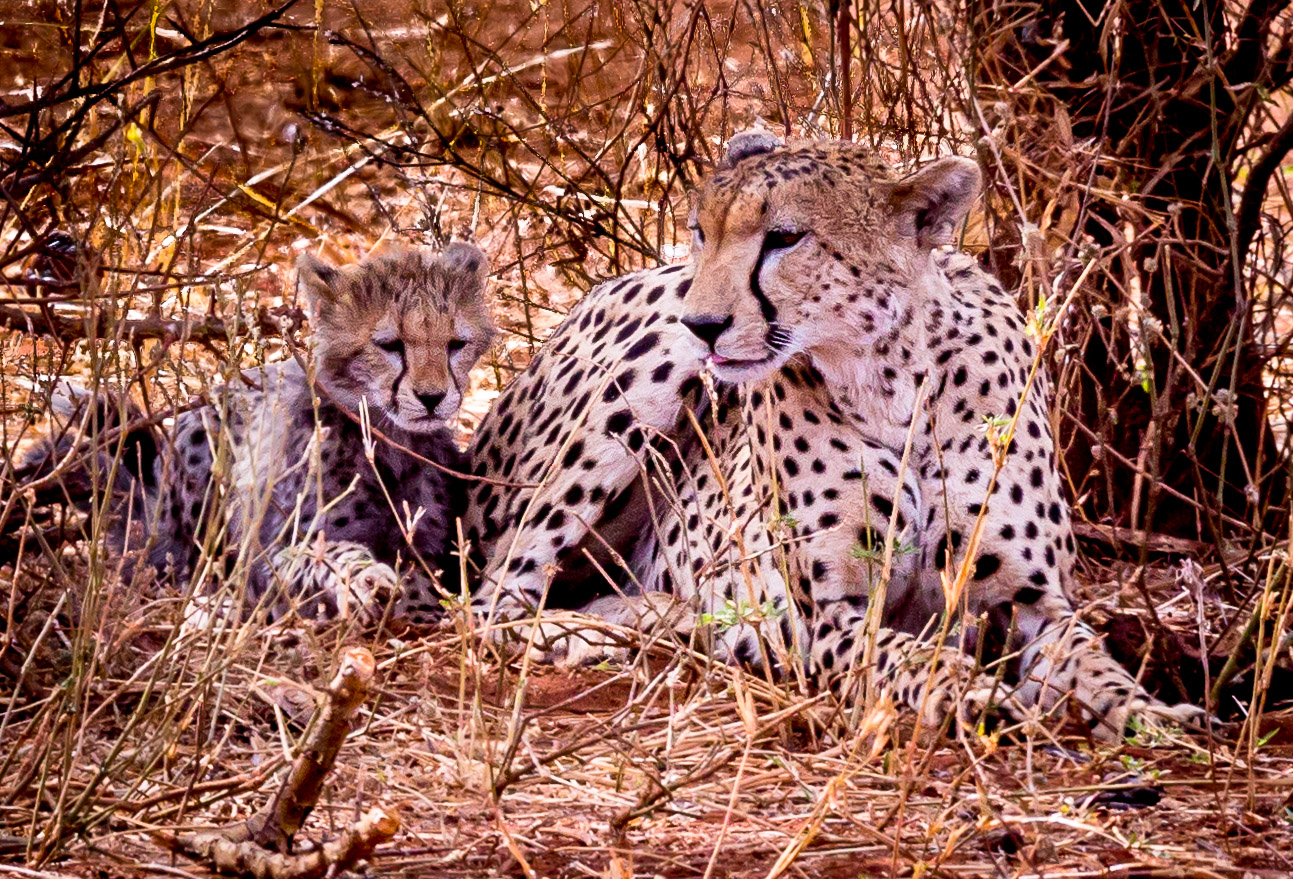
xmin=8 ymin=611 xmax=1293 ymax=879
xmin=9 ymin=600 xmax=1293 ymax=879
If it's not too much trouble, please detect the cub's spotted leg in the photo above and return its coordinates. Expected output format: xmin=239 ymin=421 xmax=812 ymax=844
xmin=264 ymin=538 xmax=398 ymax=623
xmin=146 ymin=409 xmax=223 ymax=586
xmin=180 ymin=538 xmax=394 ymax=630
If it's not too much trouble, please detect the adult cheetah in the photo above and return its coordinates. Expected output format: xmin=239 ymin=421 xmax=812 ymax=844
xmin=465 ymin=133 xmax=1208 ymax=740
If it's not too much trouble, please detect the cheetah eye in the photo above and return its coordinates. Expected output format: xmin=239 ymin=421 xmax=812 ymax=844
xmin=761 ymin=229 xmax=806 ymax=254
xmin=447 ymin=338 xmax=467 ymax=353
xmin=690 ymin=225 xmax=705 ymax=251
xmin=375 ymin=337 xmax=405 ymax=356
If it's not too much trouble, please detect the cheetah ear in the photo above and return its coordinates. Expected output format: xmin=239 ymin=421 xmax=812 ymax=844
xmin=297 ymin=253 xmax=348 ymax=317
xmin=719 ymin=129 xmax=782 ymax=170
xmin=890 ymin=157 xmax=981 ymax=249
xmin=439 ymin=241 xmax=489 ymax=303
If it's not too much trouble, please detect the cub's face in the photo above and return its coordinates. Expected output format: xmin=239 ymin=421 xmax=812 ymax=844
xmin=681 ymin=134 xmax=980 ymax=385
xmin=299 ymin=242 xmax=495 ymax=433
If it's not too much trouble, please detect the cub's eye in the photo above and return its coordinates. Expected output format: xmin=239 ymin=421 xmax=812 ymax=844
xmin=375 ymin=337 xmax=405 ymax=355
xmin=761 ymin=229 xmax=806 ymax=253
xmin=447 ymin=338 xmax=468 ymax=353
xmin=690 ymin=225 xmax=705 ymax=246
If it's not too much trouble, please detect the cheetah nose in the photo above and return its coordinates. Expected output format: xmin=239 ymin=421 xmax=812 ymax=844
xmin=416 ymin=391 xmax=445 ymax=414
xmin=681 ymin=313 xmax=733 ymax=349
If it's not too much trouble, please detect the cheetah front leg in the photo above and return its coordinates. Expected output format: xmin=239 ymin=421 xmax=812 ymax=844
xmin=780 ymin=438 xmax=1024 ymax=732
xmin=470 ymin=342 xmax=708 ymax=649
xmin=1014 ymin=597 xmax=1211 ymax=741
xmin=469 ymin=428 xmax=648 ymax=620
xmin=263 ymin=536 xmax=399 ymax=622
xmin=810 ymin=599 xmax=1028 ymax=733
xmin=467 ymin=431 xmax=655 ymax=655
xmin=800 ymin=530 xmax=1027 ymax=730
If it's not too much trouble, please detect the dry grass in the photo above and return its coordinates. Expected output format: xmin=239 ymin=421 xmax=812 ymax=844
xmin=10 ymin=616 xmax=1293 ymax=877
xmin=2 ymin=0 xmax=1293 ymax=876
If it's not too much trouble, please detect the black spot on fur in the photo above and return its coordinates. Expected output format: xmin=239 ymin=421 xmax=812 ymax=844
xmin=606 ymin=410 xmax=632 ymax=434
xmin=1014 ymin=586 xmax=1044 ymax=604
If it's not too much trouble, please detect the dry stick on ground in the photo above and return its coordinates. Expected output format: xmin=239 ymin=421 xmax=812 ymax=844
xmin=156 ymin=647 xmax=398 ymax=879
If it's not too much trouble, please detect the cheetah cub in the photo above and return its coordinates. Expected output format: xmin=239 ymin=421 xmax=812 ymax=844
xmin=19 ymin=242 xmax=494 ymax=622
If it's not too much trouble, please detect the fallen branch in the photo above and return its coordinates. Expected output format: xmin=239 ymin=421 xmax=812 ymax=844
xmin=157 ymin=647 xmax=397 ymax=879
xmin=160 ymin=806 xmax=398 ymax=879
xmin=0 ymin=303 xmax=306 ymax=345
xmin=1070 ymin=520 xmax=1209 ymax=555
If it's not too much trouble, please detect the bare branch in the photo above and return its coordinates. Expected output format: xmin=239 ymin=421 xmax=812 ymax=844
xmin=0 ymin=303 xmax=306 ymax=345
xmin=1235 ymin=113 xmax=1293 ymax=271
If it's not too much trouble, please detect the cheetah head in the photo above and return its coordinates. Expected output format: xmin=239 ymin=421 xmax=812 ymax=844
xmin=297 ymin=242 xmax=495 ymax=433
xmin=681 ymin=132 xmax=980 ymax=385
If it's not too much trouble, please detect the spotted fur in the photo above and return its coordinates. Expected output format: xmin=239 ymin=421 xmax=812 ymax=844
xmin=20 ymin=243 xmax=493 ymax=621
xmin=465 ymin=135 xmax=1207 ymax=740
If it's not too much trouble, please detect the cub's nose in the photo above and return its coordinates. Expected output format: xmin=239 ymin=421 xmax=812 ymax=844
xmin=680 ymin=313 xmax=734 ymax=349
xmin=416 ymin=391 xmax=446 ymax=414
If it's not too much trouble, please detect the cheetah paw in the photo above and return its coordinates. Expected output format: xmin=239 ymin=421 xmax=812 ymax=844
xmin=181 ymin=593 xmax=239 ymax=634
xmin=1125 ymin=698 xmax=1233 ymax=740
xmin=490 ymin=614 xmax=637 ymax=665
xmin=475 ymin=615 xmax=602 ymax=663
xmin=318 ymin=562 xmax=398 ymax=623
xmin=927 ymin=674 xmax=1028 ymax=733
xmin=476 ymin=593 xmax=694 ymax=666
xmin=546 ymin=619 xmax=629 ymax=667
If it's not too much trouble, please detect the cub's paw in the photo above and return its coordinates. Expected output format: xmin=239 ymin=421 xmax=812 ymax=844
xmin=277 ymin=539 xmax=398 ymax=623
xmin=342 ymin=562 xmax=400 ymax=622
xmin=299 ymin=561 xmax=399 ymax=623
xmin=181 ymin=593 xmax=240 ymax=634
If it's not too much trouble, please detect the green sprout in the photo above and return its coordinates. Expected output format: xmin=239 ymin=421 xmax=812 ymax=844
xmin=700 ymin=599 xmax=785 ymax=631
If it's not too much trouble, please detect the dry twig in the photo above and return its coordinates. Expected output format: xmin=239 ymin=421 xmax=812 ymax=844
xmin=157 ymin=648 xmax=397 ymax=879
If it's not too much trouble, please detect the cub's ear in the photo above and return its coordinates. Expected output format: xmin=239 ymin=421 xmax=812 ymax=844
xmin=439 ymin=241 xmax=489 ymax=302
xmin=889 ymin=156 xmax=981 ymax=249
xmin=719 ymin=129 xmax=782 ymax=170
xmin=296 ymin=253 xmax=344 ymax=314
xmin=441 ymin=241 xmax=487 ymax=281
